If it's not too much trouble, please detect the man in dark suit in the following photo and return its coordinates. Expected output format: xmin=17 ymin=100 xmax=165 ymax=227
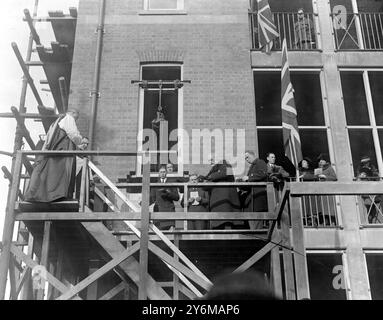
xmin=238 ymin=151 xmax=268 ymax=229
xmin=181 ymin=173 xmax=209 ymax=230
xmin=150 ymin=166 xmax=180 ymax=230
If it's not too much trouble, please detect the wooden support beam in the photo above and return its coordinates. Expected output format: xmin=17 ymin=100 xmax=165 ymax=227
xmin=56 ymin=243 xmax=140 ymax=300
xmin=233 ymin=239 xmax=281 ymax=273
xmin=8 ymin=258 xmax=18 ymax=300
xmin=0 ymin=112 xmax=58 ymax=120
xmin=148 ymin=242 xmax=211 ymax=291
xmin=15 ymin=211 xmax=274 ymax=221
xmin=86 ymin=259 xmax=99 ymax=300
xmin=11 ymin=107 xmax=36 ymax=150
xmin=98 ymin=282 xmax=125 ymax=300
xmin=37 ymin=221 xmax=51 ymax=300
xmin=58 ymin=77 xmax=68 ymax=112
xmin=138 ymin=161 xmax=150 ymax=300
xmin=270 ymin=230 xmax=283 ymax=299
xmin=79 ymin=158 xmax=88 ymax=212
xmin=11 ymin=43 xmax=44 ymax=106
xmin=150 ymin=223 xmax=212 ymax=286
xmin=290 ymin=197 xmax=310 ymax=300
xmin=21 ymin=232 xmax=34 ymax=300
xmin=173 ymin=236 xmax=180 ymax=300
xmin=23 ymin=9 xmax=41 ymax=45
xmin=0 ymin=152 xmax=22 ymax=299
xmin=10 ymin=245 xmax=81 ymax=299
xmin=16 ymin=267 xmax=30 ymax=298
xmin=280 ymin=207 xmax=296 ymax=300
xmin=81 ymin=222 xmax=171 ymax=300
xmin=267 ymin=186 xmax=290 ymax=240
xmin=290 ymin=181 xmax=383 ymax=196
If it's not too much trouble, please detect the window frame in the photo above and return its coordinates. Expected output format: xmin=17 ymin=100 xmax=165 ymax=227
xmin=253 ymin=68 xmax=335 ymax=166
xmin=306 ymin=250 xmax=352 ymax=300
xmin=143 ymin=0 xmax=184 ymax=11
xmin=340 ymin=68 xmax=383 ymax=177
xmin=136 ymin=63 xmax=184 ymax=177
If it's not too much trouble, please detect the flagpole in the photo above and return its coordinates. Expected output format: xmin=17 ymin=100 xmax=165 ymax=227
xmin=290 ymin=131 xmax=300 ymax=181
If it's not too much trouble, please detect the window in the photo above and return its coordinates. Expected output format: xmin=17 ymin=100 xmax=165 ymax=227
xmin=366 ymin=252 xmax=383 ymax=299
xmin=307 ymin=252 xmax=348 ymax=300
xmin=137 ymin=64 xmax=183 ymax=175
xmin=254 ymin=70 xmax=330 ymax=168
xmin=331 ymin=0 xmax=383 ymax=50
xmin=340 ymin=70 xmax=383 ymax=177
xmin=144 ymin=0 xmax=184 ymax=11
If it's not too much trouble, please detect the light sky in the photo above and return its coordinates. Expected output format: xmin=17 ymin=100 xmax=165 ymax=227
xmin=0 ymin=0 xmax=79 ymax=239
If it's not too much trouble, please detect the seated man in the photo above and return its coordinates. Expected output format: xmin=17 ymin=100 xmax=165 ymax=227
xmin=25 ymin=108 xmax=88 ymax=202
xmin=150 ymin=166 xmax=180 ymax=230
xmin=181 ymin=173 xmax=209 ymax=230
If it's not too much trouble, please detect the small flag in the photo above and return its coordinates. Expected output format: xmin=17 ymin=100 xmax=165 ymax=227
xmin=257 ymin=0 xmax=279 ymax=53
xmin=281 ymin=38 xmax=302 ymax=169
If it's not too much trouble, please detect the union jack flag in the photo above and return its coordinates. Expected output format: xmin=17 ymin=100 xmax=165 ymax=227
xmin=256 ymin=0 xmax=279 ymax=53
xmin=281 ymin=38 xmax=302 ymax=170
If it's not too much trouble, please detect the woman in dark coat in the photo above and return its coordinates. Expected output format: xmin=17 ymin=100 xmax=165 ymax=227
xmin=203 ymin=159 xmax=241 ymax=229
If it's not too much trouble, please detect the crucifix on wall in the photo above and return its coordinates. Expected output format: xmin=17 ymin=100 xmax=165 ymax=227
xmin=132 ymin=78 xmax=191 ymax=170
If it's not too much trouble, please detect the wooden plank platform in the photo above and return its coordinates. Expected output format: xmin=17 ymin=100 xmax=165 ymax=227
xmin=16 ymin=201 xmax=79 ymax=213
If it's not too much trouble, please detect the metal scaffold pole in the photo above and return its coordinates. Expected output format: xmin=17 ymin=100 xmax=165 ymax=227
xmin=0 ymin=0 xmax=39 ymax=300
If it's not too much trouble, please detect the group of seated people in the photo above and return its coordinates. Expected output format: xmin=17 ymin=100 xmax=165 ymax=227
xmin=149 ymin=151 xmax=342 ymax=231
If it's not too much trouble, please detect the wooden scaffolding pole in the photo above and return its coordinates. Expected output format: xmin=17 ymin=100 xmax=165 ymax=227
xmin=0 ymin=152 xmax=23 ymax=299
xmin=138 ymin=160 xmax=150 ymax=300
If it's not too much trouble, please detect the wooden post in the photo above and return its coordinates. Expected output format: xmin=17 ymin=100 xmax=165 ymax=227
xmin=21 ymin=233 xmax=34 ymax=300
xmin=36 ymin=221 xmax=51 ymax=300
xmin=138 ymin=159 xmax=150 ymax=300
xmin=173 ymin=236 xmax=180 ymax=300
xmin=280 ymin=203 xmax=296 ymax=300
xmin=0 ymin=151 xmax=23 ymax=299
xmin=79 ymin=158 xmax=89 ymax=212
xmin=52 ymin=247 xmax=64 ymax=299
xmin=290 ymin=196 xmax=310 ymax=300
xmin=86 ymin=259 xmax=100 ymax=300
xmin=270 ymin=230 xmax=283 ymax=298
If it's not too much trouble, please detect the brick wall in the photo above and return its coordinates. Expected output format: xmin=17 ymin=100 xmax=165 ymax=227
xmin=69 ymin=0 xmax=257 ymax=180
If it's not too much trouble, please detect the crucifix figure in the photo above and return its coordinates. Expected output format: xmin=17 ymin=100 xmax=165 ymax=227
xmin=152 ymin=80 xmax=166 ymax=130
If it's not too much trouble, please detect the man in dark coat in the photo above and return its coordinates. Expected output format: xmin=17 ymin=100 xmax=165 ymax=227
xmin=203 ymin=158 xmax=241 ymax=229
xmin=238 ymin=151 xmax=268 ymax=229
xmin=25 ymin=109 xmax=88 ymax=202
xmin=150 ymin=166 xmax=180 ymax=230
xmin=181 ymin=173 xmax=209 ymax=230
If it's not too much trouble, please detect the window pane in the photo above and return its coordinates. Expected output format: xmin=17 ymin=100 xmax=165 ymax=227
xmin=379 ymin=130 xmax=383 ymax=163
xmin=258 ymin=129 xmax=284 ymax=161
xmin=269 ymin=0 xmax=313 ymax=12
xmin=369 ymin=72 xmax=383 ymax=125
xmin=366 ymin=253 xmax=383 ymax=300
xmin=340 ymin=72 xmax=370 ymax=125
xmin=149 ymin=0 xmax=178 ymax=10
xmin=254 ymin=72 xmax=324 ymax=126
xmin=357 ymin=0 xmax=383 ymax=13
xmin=348 ymin=129 xmax=377 ymax=175
xmin=293 ymin=73 xmax=325 ymax=126
xmin=254 ymin=72 xmax=281 ymax=126
xmin=142 ymin=65 xmax=181 ymax=88
xmin=300 ymin=129 xmax=329 ymax=164
xmin=307 ymin=253 xmax=347 ymax=300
